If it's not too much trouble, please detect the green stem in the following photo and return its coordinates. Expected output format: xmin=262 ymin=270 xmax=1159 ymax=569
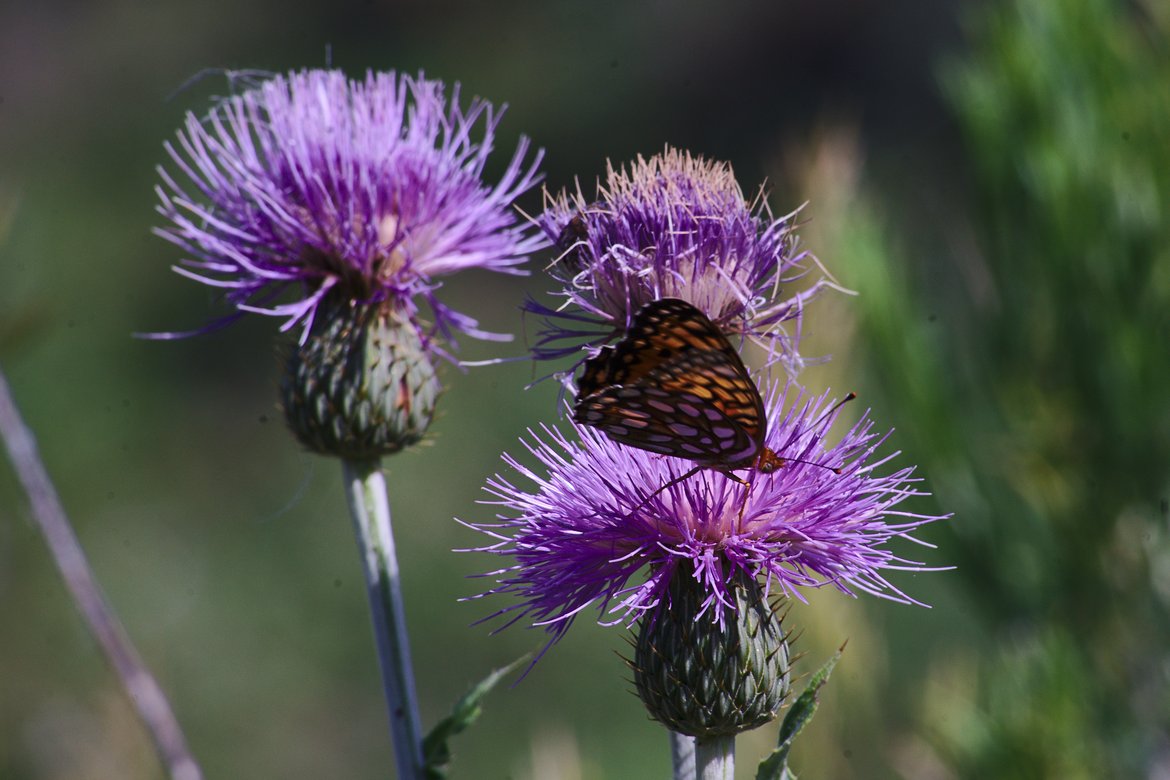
xmin=342 ymin=457 xmax=424 ymax=780
xmin=694 ymin=735 xmax=734 ymax=780
xmin=670 ymin=731 xmax=696 ymax=780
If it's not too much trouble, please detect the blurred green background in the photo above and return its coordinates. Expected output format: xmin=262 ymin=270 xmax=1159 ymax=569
xmin=2 ymin=0 xmax=1167 ymax=778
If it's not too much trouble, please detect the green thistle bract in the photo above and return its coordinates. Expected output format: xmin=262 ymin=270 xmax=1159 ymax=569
xmin=633 ymin=565 xmax=790 ymax=737
xmin=281 ymin=296 xmax=440 ymax=458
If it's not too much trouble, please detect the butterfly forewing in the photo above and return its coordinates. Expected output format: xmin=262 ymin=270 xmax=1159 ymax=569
xmin=578 ymin=299 xmax=722 ymax=394
xmin=573 ymin=298 xmax=767 ymax=471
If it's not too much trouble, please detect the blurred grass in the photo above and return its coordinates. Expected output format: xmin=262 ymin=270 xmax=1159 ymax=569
xmin=791 ymin=0 xmax=1170 ymax=777
xmin=5 ymin=0 xmax=1165 ymax=778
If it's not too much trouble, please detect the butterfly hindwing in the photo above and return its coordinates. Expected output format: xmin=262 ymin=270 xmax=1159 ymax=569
xmin=575 ymin=351 xmax=762 ymax=467
xmin=573 ymin=298 xmax=766 ymax=470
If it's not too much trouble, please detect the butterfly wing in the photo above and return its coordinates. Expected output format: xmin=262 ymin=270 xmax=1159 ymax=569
xmin=577 ymin=299 xmax=698 ymax=394
xmin=573 ymin=298 xmax=766 ymax=470
xmin=575 ymin=351 xmax=765 ymax=468
xmin=576 ymin=345 xmax=619 ymax=401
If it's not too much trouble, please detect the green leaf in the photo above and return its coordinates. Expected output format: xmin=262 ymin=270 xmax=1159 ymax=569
xmin=755 ymin=644 xmax=845 ymax=780
xmin=422 ymin=655 xmax=530 ymax=780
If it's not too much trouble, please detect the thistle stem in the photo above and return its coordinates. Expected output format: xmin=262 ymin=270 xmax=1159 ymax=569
xmin=694 ymin=735 xmax=734 ymax=780
xmin=342 ymin=457 xmax=424 ymax=780
xmin=670 ymin=731 xmax=696 ymax=780
xmin=0 ymin=368 xmax=203 ymax=780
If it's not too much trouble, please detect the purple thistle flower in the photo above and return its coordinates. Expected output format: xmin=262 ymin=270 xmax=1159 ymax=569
xmin=530 ymin=147 xmax=832 ymax=374
xmin=153 ymin=69 xmax=545 ymax=355
xmin=462 ymin=384 xmax=947 ymax=659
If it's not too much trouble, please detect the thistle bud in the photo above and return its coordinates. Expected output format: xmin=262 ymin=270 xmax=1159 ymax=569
xmin=633 ymin=565 xmax=790 ymax=738
xmin=281 ymin=295 xmax=440 ymax=459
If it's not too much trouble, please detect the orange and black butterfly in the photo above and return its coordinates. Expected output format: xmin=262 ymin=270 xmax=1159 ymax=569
xmin=572 ymin=298 xmax=785 ymax=485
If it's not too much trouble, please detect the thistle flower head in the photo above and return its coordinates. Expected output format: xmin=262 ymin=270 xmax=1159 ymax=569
xmin=154 ymin=68 xmax=545 ymax=353
xmin=531 ymin=148 xmax=828 ymax=374
xmin=463 ymin=384 xmax=947 ymax=659
xmin=154 ymin=69 xmax=545 ymax=458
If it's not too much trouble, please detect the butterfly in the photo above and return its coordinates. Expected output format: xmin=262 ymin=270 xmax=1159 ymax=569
xmin=572 ymin=298 xmax=786 ymax=492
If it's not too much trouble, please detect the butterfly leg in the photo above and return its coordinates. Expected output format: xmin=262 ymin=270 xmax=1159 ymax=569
xmin=718 ymin=470 xmax=754 ymax=525
xmin=623 ymin=465 xmax=704 ymax=517
xmin=737 ymin=479 xmax=752 ymax=525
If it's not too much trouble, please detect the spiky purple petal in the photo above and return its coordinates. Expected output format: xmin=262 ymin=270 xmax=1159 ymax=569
xmin=154 ymin=69 xmax=545 ymax=349
xmin=531 ymin=148 xmax=832 ymax=374
xmin=462 ymin=384 xmax=948 ymax=657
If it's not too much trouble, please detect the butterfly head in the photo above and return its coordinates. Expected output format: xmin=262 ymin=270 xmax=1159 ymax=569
xmin=755 ymin=447 xmax=784 ymax=474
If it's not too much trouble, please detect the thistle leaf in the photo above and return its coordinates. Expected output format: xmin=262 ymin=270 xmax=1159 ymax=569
xmin=755 ymin=644 xmax=845 ymax=780
xmin=422 ymin=655 xmax=529 ymax=779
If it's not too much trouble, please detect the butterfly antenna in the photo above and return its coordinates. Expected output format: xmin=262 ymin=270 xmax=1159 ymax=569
xmin=758 ymin=447 xmax=843 ymax=476
xmin=812 ymin=391 xmax=858 ymax=431
xmin=784 ymin=456 xmax=844 ymax=476
xmin=766 ymin=392 xmax=858 ymax=476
